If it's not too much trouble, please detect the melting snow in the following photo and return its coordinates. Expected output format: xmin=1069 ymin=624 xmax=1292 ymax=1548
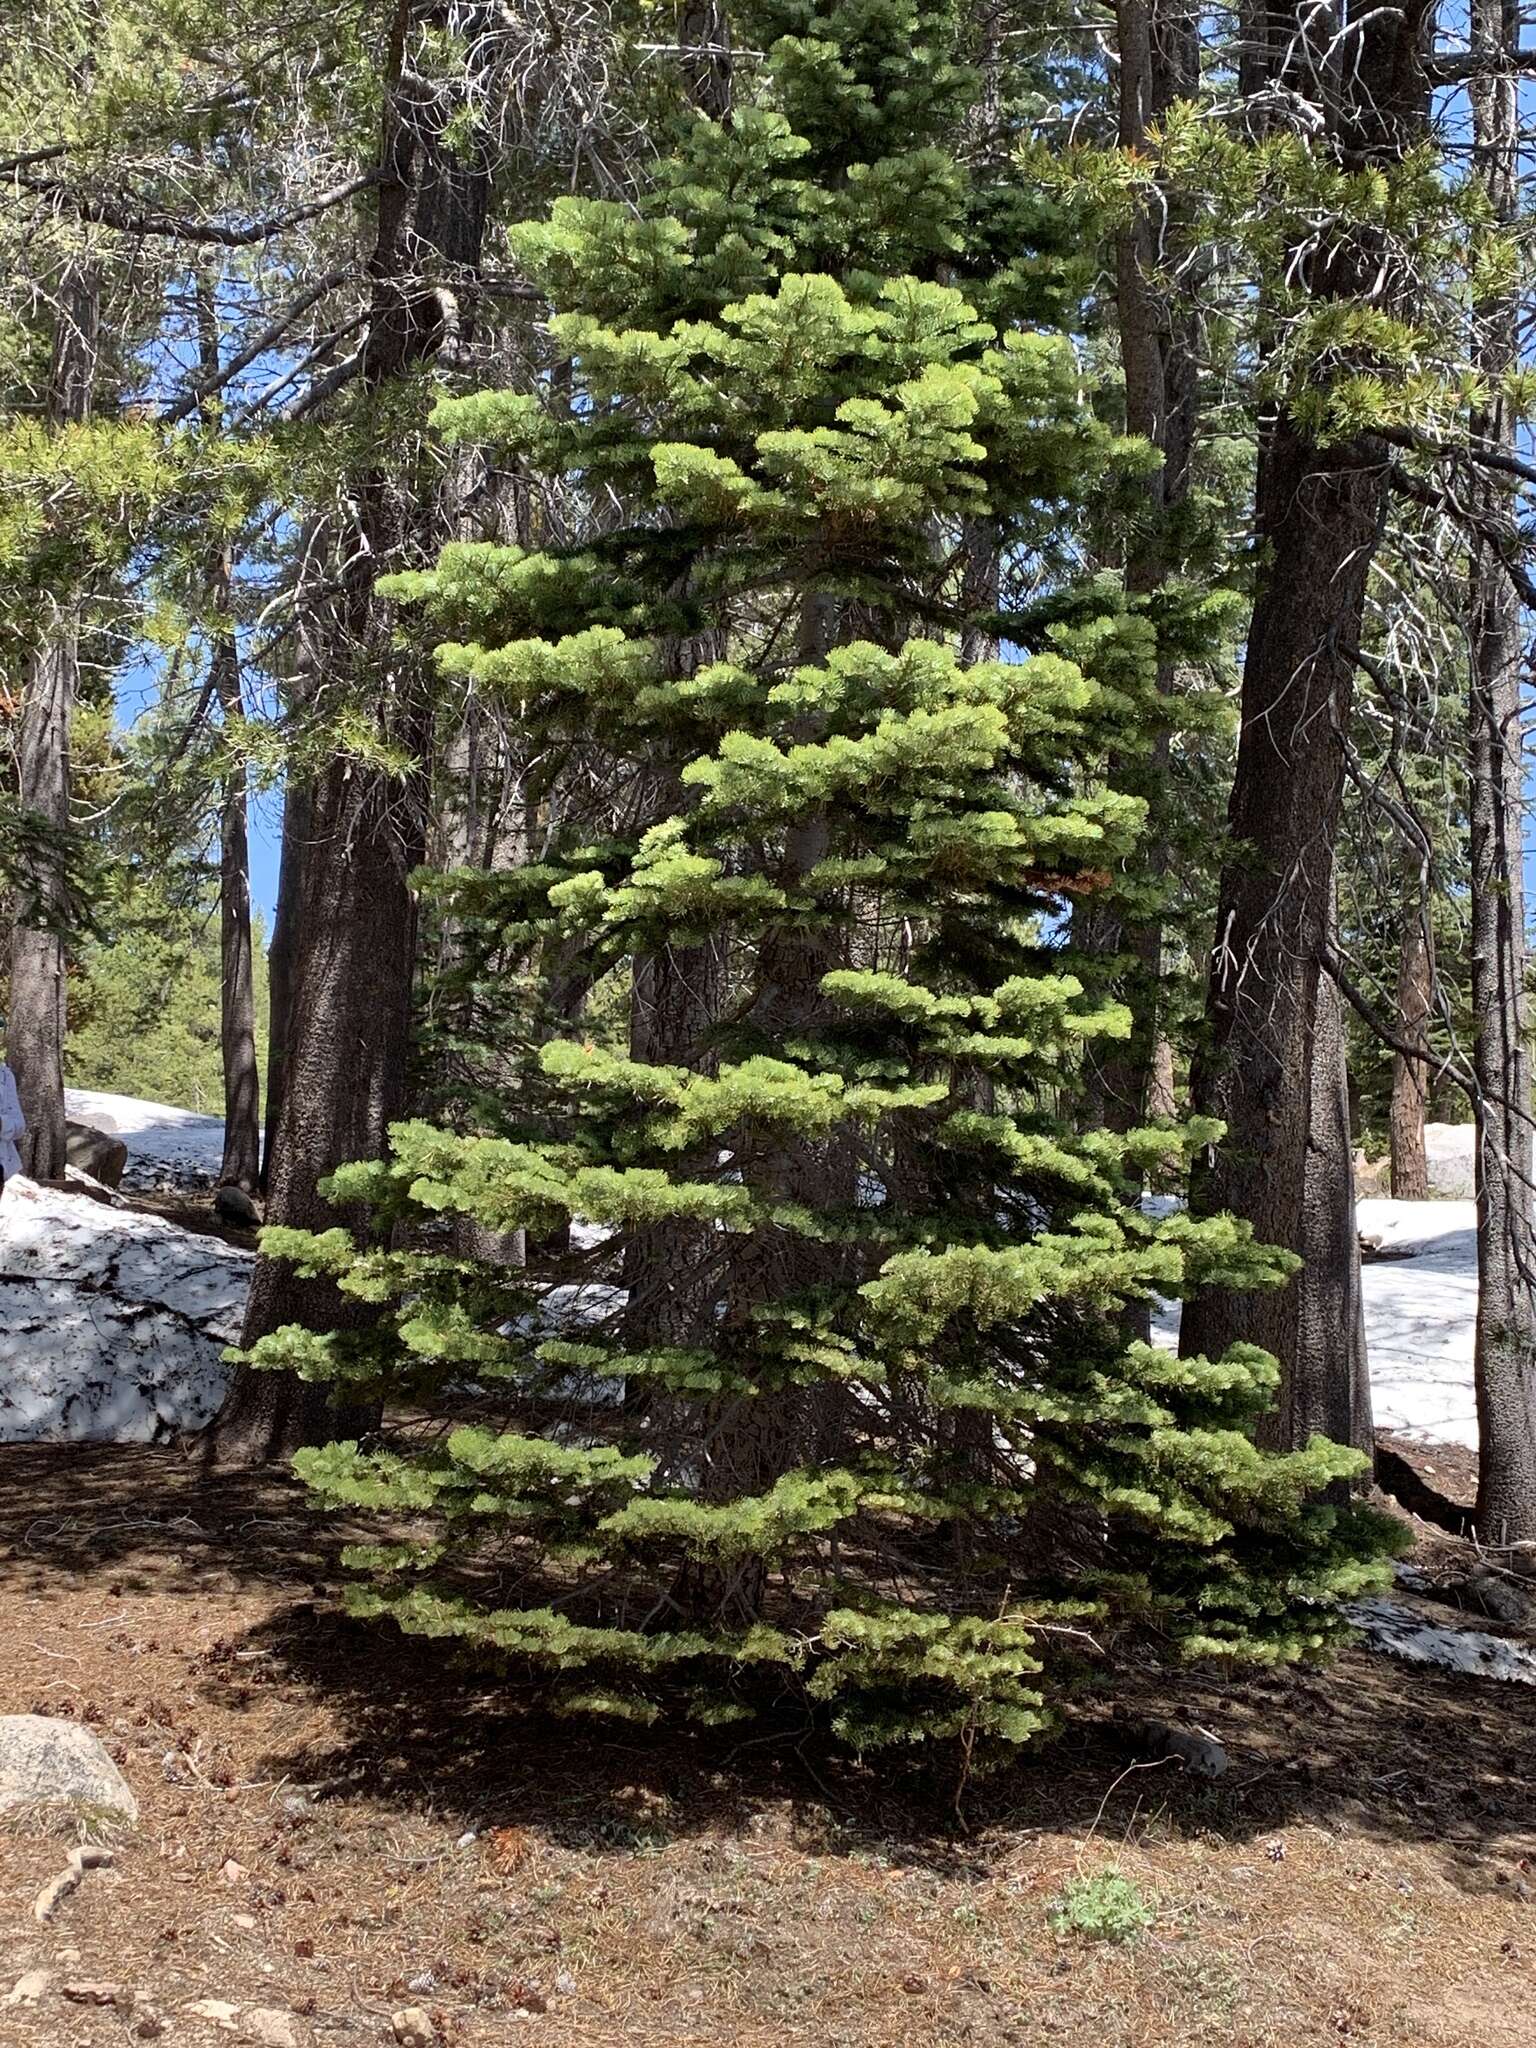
xmin=1348 ymin=1595 xmax=1536 ymax=1685
xmin=65 ymin=1087 xmax=226 ymax=1191
xmin=1154 ymin=1190 xmax=1481 ymax=1451
xmin=1356 ymin=1198 xmax=1479 ymax=1449
xmin=0 ymin=1177 xmax=248 ymax=1442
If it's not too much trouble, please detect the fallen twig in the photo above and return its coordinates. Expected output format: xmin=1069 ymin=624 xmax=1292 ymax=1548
xmin=33 ymin=1844 xmax=114 ymax=1923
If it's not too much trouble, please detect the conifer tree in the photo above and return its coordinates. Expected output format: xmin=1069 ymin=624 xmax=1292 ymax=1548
xmin=243 ymin=1 xmax=1397 ymax=1749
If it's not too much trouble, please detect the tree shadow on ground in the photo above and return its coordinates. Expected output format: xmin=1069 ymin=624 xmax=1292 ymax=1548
xmin=0 ymin=1443 xmax=361 ymax=1602
xmin=222 ymin=1564 xmax=1536 ymax=1898
xmin=4 ymin=1444 xmax=1533 ymax=1895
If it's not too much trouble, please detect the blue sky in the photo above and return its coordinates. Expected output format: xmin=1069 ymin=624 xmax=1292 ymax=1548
xmin=114 ymin=648 xmax=284 ymax=925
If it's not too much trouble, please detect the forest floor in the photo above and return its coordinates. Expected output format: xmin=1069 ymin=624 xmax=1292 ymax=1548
xmin=1 ymin=1445 xmax=1533 ymax=2048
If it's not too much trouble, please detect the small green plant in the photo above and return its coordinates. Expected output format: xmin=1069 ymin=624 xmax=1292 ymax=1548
xmin=1048 ymin=1869 xmax=1155 ymax=1944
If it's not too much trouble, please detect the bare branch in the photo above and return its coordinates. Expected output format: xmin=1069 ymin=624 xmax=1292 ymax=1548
xmin=10 ymin=168 xmax=383 ymax=248
xmin=160 ymin=267 xmax=354 ymax=425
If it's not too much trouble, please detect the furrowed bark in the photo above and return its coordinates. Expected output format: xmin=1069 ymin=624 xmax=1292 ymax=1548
xmin=10 ymin=262 xmax=99 ymax=1181
xmin=1181 ymin=1 xmax=1428 ymax=1452
xmin=1389 ymin=893 xmax=1432 ymax=1200
xmin=1466 ymin=0 xmax=1536 ymax=1549
xmin=201 ymin=8 xmax=498 ymax=1464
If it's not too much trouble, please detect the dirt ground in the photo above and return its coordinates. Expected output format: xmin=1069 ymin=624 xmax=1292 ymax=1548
xmin=2 ymin=1444 xmax=1534 ymax=2048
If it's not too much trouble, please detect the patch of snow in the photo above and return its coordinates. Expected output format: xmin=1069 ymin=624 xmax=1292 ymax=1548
xmin=536 ymin=1282 xmax=627 ymax=1331
xmin=65 ymin=1087 xmax=226 ymax=1192
xmin=1356 ymin=1197 xmax=1478 ymax=1449
xmin=1348 ymin=1595 xmax=1536 ymax=1685
xmin=0 ymin=1177 xmax=249 ymax=1442
xmin=1153 ymin=1194 xmax=1480 ymax=1452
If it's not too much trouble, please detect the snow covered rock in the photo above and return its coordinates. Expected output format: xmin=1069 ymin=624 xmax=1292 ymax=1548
xmin=0 ymin=1178 xmax=249 ymax=1441
xmin=64 ymin=1088 xmax=225 ymax=1193
xmin=0 ymin=1715 xmax=138 ymax=1824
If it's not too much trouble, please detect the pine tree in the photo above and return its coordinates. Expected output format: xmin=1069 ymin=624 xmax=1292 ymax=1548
xmin=242 ymin=2 xmax=1398 ymax=1750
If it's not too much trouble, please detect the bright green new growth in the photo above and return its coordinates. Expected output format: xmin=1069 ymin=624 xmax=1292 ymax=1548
xmin=247 ymin=0 xmax=1398 ymax=1751
xmin=1049 ymin=1870 xmax=1156 ymax=1944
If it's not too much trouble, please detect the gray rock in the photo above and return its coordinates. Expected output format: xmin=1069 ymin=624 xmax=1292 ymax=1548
xmin=242 ymin=2010 xmax=303 ymax=2048
xmin=1465 ymin=1564 xmax=1536 ymax=1629
xmin=213 ymin=1184 xmax=261 ymax=1227
xmin=65 ymin=1121 xmax=128 ymax=1190
xmin=0 ymin=1715 xmax=138 ymax=1824
xmin=1160 ymin=1726 xmax=1228 ymax=1779
xmin=1134 ymin=1715 xmax=1228 ymax=1779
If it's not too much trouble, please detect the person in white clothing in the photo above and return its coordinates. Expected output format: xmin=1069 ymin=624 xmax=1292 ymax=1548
xmin=0 ymin=1038 xmax=26 ymax=1184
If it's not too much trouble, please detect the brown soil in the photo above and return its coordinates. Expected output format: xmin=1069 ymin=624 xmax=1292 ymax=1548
xmin=1376 ymin=1430 xmax=1479 ymax=1511
xmin=1 ymin=1445 xmax=1534 ymax=2048
xmin=120 ymin=1190 xmax=260 ymax=1252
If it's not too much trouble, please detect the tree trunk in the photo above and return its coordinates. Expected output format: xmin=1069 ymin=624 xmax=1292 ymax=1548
xmin=678 ymin=0 xmax=731 ymax=119
xmin=1180 ymin=413 xmax=1382 ymax=1432
xmin=203 ymin=754 xmax=425 ymax=1462
xmin=212 ymin=562 xmax=261 ymax=1191
xmin=1181 ymin=3 xmax=1427 ymax=1447
xmin=698 ymin=595 xmax=843 ymax=1619
xmin=619 ymin=11 xmax=735 ymax=1382
xmin=1082 ymin=0 xmax=1199 ymax=1141
xmin=9 ymin=262 xmax=98 ymax=1181
xmin=262 ymin=777 xmax=308 ymax=1188
xmin=1298 ymin=900 xmax=1373 ymax=1459
xmin=1466 ymin=0 xmax=1536 ymax=1549
xmin=196 ymin=276 xmax=261 ymax=1192
xmin=1389 ymin=894 xmax=1432 ymax=1200
xmin=201 ymin=16 xmax=498 ymax=1464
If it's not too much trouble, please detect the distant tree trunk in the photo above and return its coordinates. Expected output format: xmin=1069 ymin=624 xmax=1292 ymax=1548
xmin=200 ymin=18 xmax=498 ymax=1465
xmin=261 ymin=778 xmax=308 ymax=1189
xmin=1389 ymin=896 xmax=1432 ymax=1200
xmin=1466 ymin=0 xmax=1536 ymax=1549
xmin=196 ymin=276 xmax=261 ymax=1192
xmin=1083 ymin=0 xmax=1199 ymax=1141
xmin=211 ymin=559 xmax=261 ymax=1191
xmin=10 ymin=261 xmax=98 ymax=1181
xmin=1300 ymin=899 xmax=1373 ymax=1459
xmin=678 ymin=0 xmax=731 ymax=118
xmin=1181 ymin=3 xmax=1427 ymax=1448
